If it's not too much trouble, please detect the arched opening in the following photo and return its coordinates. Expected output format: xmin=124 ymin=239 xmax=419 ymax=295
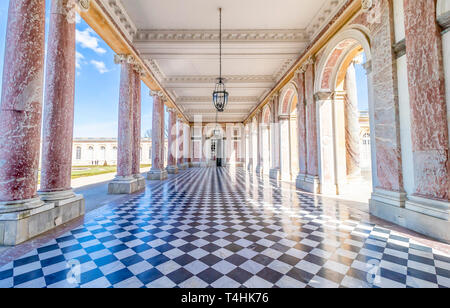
xmin=315 ymin=28 xmax=374 ymax=203
xmin=279 ymin=83 xmax=299 ymax=182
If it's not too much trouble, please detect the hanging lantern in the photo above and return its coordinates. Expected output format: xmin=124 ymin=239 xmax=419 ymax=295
xmin=213 ymin=77 xmax=228 ymax=112
xmin=212 ymin=8 xmax=228 ymax=112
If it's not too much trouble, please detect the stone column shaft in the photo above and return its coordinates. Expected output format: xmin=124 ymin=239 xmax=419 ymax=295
xmin=403 ymin=0 xmax=449 ymax=201
xmin=296 ymin=71 xmax=307 ymax=176
xmin=345 ymin=61 xmax=362 ymax=177
xmin=132 ymin=70 xmax=141 ymax=176
xmin=0 ymin=0 xmax=45 ymax=208
xmin=116 ymin=61 xmax=134 ymax=178
xmin=148 ymin=92 xmax=168 ymax=179
xmin=178 ymin=120 xmax=185 ymax=167
xmin=39 ymin=0 xmax=77 ymax=201
xmin=166 ymin=108 xmax=178 ymax=173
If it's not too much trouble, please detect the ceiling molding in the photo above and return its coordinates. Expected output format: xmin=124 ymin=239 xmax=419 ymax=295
xmin=177 ymin=96 xmax=259 ymax=103
xmin=162 ymin=75 xmax=275 ymax=84
xmin=134 ymin=29 xmax=309 ymax=42
xmin=99 ymin=0 xmax=137 ymax=41
xmin=305 ymin=0 xmax=346 ymax=40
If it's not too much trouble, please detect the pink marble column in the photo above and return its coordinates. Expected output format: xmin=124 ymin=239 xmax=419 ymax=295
xmin=39 ymin=0 xmax=77 ymax=201
xmin=177 ymin=119 xmax=184 ymax=167
xmin=247 ymin=123 xmax=253 ymax=171
xmin=403 ymin=0 xmax=449 ymax=201
xmin=148 ymin=91 xmax=168 ymax=179
xmin=344 ymin=59 xmax=362 ymax=178
xmin=305 ymin=63 xmax=318 ymax=177
xmin=115 ymin=56 xmax=134 ymax=179
xmin=132 ymin=68 xmax=145 ymax=187
xmin=369 ymin=0 xmax=404 ymax=194
xmin=296 ymin=70 xmax=307 ymax=176
xmin=166 ymin=108 xmax=178 ymax=173
xmin=271 ymin=96 xmax=280 ymax=171
xmin=0 ymin=0 xmax=45 ymax=208
xmin=255 ymin=110 xmax=262 ymax=173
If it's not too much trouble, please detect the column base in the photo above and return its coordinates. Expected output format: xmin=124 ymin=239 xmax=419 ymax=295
xmin=370 ymin=189 xmax=450 ymax=244
xmin=247 ymin=163 xmax=253 ymax=172
xmin=0 ymin=195 xmax=85 ymax=246
xmin=38 ymin=189 xmax=76 ymax=202
xmin=147 ymin=169 xmax=168 ymax=180
xmin=255 ymin=165 xmax=263 ymax=175
xmin=108 ymin=176 xmax=140 ymax=194
xmin=134 ymin=174 xmax=146 ymax=191
xmin=178 ymin=163 xmax=188 ymax=170
xmin=296 ymin=175 xmax=320 ymax=194
xmin=166 ymin=165 xmax=179 ymax=174
xmin=269 ymin=168 xmax=280 ymax=180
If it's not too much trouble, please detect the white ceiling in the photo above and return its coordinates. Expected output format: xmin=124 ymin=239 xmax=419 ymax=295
xmin=104 ymin=0 xmax=346 ymax=122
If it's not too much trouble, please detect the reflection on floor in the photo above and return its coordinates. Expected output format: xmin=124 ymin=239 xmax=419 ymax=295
xmin=0 ymin=167 xmax=449 ymax=288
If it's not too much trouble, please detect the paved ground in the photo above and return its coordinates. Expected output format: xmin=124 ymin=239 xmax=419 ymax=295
xmin=0 ymin=167 xmax=449 ymax=288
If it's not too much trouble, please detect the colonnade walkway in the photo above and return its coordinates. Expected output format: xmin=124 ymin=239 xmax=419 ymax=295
xmin=0 ymin=167 xmax=449 ymax=288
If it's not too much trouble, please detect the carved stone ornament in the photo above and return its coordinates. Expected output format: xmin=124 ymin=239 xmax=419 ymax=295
xmin=361 ymin=0 xmax=373 ymax=12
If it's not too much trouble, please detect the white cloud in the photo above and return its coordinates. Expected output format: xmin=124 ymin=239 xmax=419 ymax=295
xmin=75 ymin=13 xmax=81 ymax=24
xmin=90 ymin=60 xmax=109 ymax=74
xmin=76 ymin=28 xmax=106 ymax=54
xmin=76 ymin=51 xmax=85 ymax=69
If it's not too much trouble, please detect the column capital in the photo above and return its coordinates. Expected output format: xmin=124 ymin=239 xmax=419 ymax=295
xmin=167 ymin=107 xmax=176 ymax=113
xmin=314 ymin=91 xmax=334 ymax=101
xmin=363 ymin=60 xmax=373 ymax=74
xmin=114 ymin=54 xmax=135 ymax=65
xmin=150 ymin=90 xmax=164 ymax=98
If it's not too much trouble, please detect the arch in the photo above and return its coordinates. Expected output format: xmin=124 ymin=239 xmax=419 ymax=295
xmin=278 ymin=82 xmax=298 ymax=116
xmin=262 ymin=104 xmax=272 ymax=124
xmin=314 ymin=26 xmax=376 ymax=199
xmin=315 ymin=27 xmax=371 ymax=93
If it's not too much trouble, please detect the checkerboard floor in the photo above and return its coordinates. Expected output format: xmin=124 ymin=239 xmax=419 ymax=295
xmin=0 ymin=167 xmax=449 ymax=288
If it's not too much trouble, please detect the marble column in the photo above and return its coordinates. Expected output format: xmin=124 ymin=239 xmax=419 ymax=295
xmin=132 ymin=67 xmax=145 ymax=190
xmin=255 ymin=110 xmax=263 ymax=174
xmin=247 ymin=123 xmax=253 ymax=171
xmin=185 ymin=124 xmax=192 ymax=167
xmin=178 ymin=119 xmax=187 ymax=169
xmin=297 ymin=60 xmax=320 ymax=193
xmin=0 ymin=0 xmax=46 ymax=245
xmin=39 ymin=0 xmax=77 ymax=201
xmin=269 ymin=95 xmax=281 ymax=180
xmin=166 ymin=108 xmax=178 ymax=174
xmin=108 ymin=54 xmax=139 ymax=194
xmin=147 ymin=91 xmax=168 ymax=180
xmin=296 ymin=68 xmax=308 ymax=189
xmin=402 ymin=0 xmax=449 ymax=217
xmin=344 ymin=58 xmax=362 ymax=178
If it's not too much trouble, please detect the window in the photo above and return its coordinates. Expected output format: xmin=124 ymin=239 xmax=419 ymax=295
xmin=76 ymin=146 xmax=81 ymax=160
xmin=363 ymin=133 xmax=370 ymax=145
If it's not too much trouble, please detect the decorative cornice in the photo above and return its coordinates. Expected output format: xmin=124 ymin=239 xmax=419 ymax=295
xmin=100 ymin=0 xmax=137 ymax=40
xmin=177 ymin=96 xmax=258 ymax=103
xmin=305 ymin=0 xmax=346 ymax=40
xmin=144 ymin=59 xmax=165 ymax=83
xmin=162 ymin=75 xmax=275 ymax=84
xmin=135 ymin=29 xmax=309 ymax=42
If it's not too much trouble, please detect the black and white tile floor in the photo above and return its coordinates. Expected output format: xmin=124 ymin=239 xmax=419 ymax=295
xmin=0 ymin=167 xmax=449 ymax=288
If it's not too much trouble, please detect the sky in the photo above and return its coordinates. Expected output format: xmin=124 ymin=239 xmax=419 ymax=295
xmin=0 ymin=1 xmax=153 ymax=138
xmin=0 ymin=2 xmax=368 ymax=139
